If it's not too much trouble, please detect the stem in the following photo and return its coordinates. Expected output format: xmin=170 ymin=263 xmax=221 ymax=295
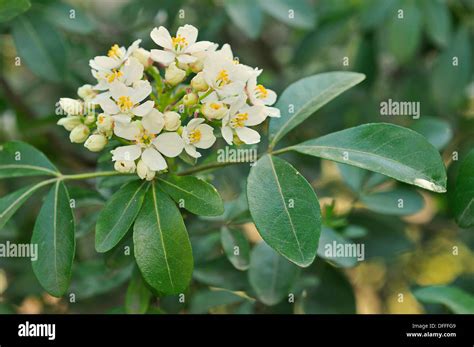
xmin=198 ymin=89 xmax=213 ymax=101
xmin=60 ymin=171 xmax=130 ymax=181
xmin=269 ymin=147 xmax=292 ymax=156
xmin=176 ymin=161 xmax=241 ymax=176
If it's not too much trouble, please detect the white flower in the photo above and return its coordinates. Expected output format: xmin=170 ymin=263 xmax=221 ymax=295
xmin=221 ymin=97 xmax=266 ymax=145
xmin=77 ymin=84 xmax=98 ymax=101
xmin=97 ymin=113 xmax=114 ymax=136
xmin=69 ymin=124 xmax=90 ymax=143
xmin=246 ymin=71 xmax=277 ymax=106
xmin=92 ymin=57 xmax=144 ymax=92
xmin=57 ymin=116 xmax=81 ymax=131
xmin=132 ymin=48 xmax=152 ymax=68
xmin=191 ymin=72 xmax=209 ymax=91
xmin=150 ymin=24 xmax=214 ymax=66
xmin=183 ymin=93 xmax=198 ymax=106
xmin=201 ymin=101 xmax=228 ymax=120
xmin=111 ymin=110 xmax=184 ymax=172
xmin=163 ymin=111 xmax=181 ymax=131
xmin=84 ymin=134 xmax=108 ymax=152
xmin=90 ymin=39 xmax=141 ymax=72
xmin=137 ymin=159 xmax=156 ymax=181
xmin=59 ymin=98 xmax=84 ymax=116
xmin=181 ymin=118 xmax=216 ymax=158
xmin=98 ymin=80 xmax=153 ymax=123
xmin=165 ymin=62 xmax=186 ymax=86
xmin=114 ymin=160 xmax=136 ymax=173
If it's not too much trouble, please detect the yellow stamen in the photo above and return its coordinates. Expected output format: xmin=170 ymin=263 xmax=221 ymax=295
xmin=107 ymin=44 xmax=121 ymax=58
xmin=172 ymin=35 xmax=188 ymax=50
xmin=216 ymin=69 xmax=230 ymax=86
xmin=231 ymin=112 xmax=248 ymax=128
xmin=210 ymin=103 xmax=222 ymax=110
xmin=255 ymin=84 xmax=268 ymax=99
xmin=106 ymin=69 xmax=123 ymax=83
xmin=136 ymin=132 xmax=156 ymax=146
xmin=188 ymin=129 xmax=202 ymax=144
xmin=117 ymin=96 xmax=133 ymax=112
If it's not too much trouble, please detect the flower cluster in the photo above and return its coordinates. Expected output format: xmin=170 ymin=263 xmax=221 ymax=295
xmin=57 ymin=25 xmax=279 ymax=180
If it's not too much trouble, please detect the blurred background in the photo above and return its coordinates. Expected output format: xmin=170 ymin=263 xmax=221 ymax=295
xmin=0 ymin=0 xmax=473 ymax=314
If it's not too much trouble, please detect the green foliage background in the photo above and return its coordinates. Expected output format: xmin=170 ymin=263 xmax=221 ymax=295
xmin=0 ymin=0 xmax=473 ymax=314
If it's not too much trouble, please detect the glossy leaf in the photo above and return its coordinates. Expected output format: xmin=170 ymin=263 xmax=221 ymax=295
xmin=290 ymin=123 xmax=447 ymax=193
xmin=31 ymin=181 xmax=75 ymax=297
xmin=224 ymin=0 xmax=263 ymax=39
xmin=220 ymin=226 xmax=250 ymax=271
xmin=247 ymin=155 xmax=321 ymax=267
xmin=133 ymin=182 xmax=193 ymax=295
xmin=411 ymin=116 xmax=452 ymax=150
xmin=125 ymin=269 xmax=152 ymax=314
xmin=453 ymin=149 xmax=474 ymax=228
xmin=45 ymin=3 xmax=97 ymax=34
xmin=413 ymin=285 xmax=474 ymax=314
xmin=193 ymin=257 xmax=249 ymax=291
xmin=189 ymin=289 xmax=247 ymax=314
xmin=0 ymin=141 xmax=59 ymax=178
xmin=360 ymin=188 xmax=424 ymax=216
xmin=95 ymin=180 xmax=147 ymax=253
xmin=258 ymin=0 xmax=315 ymax=29
xmin=269 ymin=72 xmax=365 ymax=147
xmin=248 ymin=242 xmax=299 ymax=306
xmin=12 ymin=14 xmax=67 ymax=82
xmin=0 ymin=180 xmax=54 ymax=229
xmin=159 ymin=175 xmax=224 ymax=216
xmin=0 ymin=0 xmax=30 ymax=22
xmin=421 ymin=0 xmax=451 ymax=47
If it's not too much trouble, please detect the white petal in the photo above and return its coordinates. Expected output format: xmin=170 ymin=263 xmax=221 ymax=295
xmin=176 ymin=54 xmax=197 ymax=64
xmin=177 ymin=24 xmax=198 ymax=45
xmin=265 ymin=106 xmax=280 ymax=118
xmin=221 ymin=126 xmax=233 ymax=145
xmin=195 ymin=124 xmax=216 ymax=149
xmin=125 ymin=39 xmax=142 ymax=58
xmin=114 ymin=122 xmax=140 ymax=140
xmin=153 ymin=132 xmax=184 ymax=157
xmin=110 ymin=82 xmax=132 ymax=100
xmin=244 ymin=106 xmax=267 ymax=126
xmin=186 ymin=41 xmax=214 ymax=54
xmin=99 ymin=98 xmax=120 ymax=114
xmin=92 ymin=56 xmax=120 ymax=70
xmin=150 ymin=27 xmax=172 ymax=50
xmin=142 ymin=109 xmax=165 ymax=134
xmin=122 ymin=57 xmax=144 ymax=85
xmin=111 ymin=145 xmax=141 ymax=161
xmin=150 ymin=49 xmax=176 ymax=65
xmin=185 ymin=144 xmax=201 ymax=158
xmin=132 ymin=100 xmax=154 ymax=116
xmin=219 ymin=43 xmax=233 ymax=60
xmin=112 ymin=114 xmax=132 ymax=123
xmin=235 ymin=127 xmax=260 ymax=144
xmin=130 ymin=81 xmax=151 ymax=104
xmin=263 ymin=89 xmax=277 ymax=105
xmin=186 ymin=117 xmax=205 ymax=131
xmin=142 ymin=147 xmax=167 ymax=171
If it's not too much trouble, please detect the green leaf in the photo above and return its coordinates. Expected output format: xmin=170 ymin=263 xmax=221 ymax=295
xmin=421 ymin=0 xmax=451 ymax=47
xmin=431 ymin=28 xmax=472 ymax=108
xmin=125 ymin=269 xmax=152 ymax=314
xmin=453 ymin=149 xmax=474 ymax=228
xmin=189 ymin=289 xmax=248 ymax=314
xmin=360 ymin=188 xmax=424 ymax=216
xmin=258 ymin=0 xmax=315 ymax=29
xmin=44 ymin=3 xmax=97 ymax=34
xmin=413 ymin=285 xmax=474 ymax=314
xmin=290 ymin=123 xmax=447 ymax=193
xmin=0 ymin=0 xmax=30 ymax=22
xmin=317 ymin=227 xmax=358 ymax=268
xmin=0 ymin=141 xmax=59 ymax=178
xmin=220 ymin=226 xmax=250 ymax=271
xmin=387 ymin=0 xmax=422 ymax=63
xmin=0 ymin=180 xmax=54 ymax=229
xmin=224 ymin=0 xmax=263 ymax=39
xmin=158 ymin=175 xmax=224 ymax=216
xmin=31 ymin=181 xmax=75 ymax=297
xmin=133 ymin=182 xmax=193 ymax=295
xmin=248 ymin=242 xmax=299 ymax=306
xmin=360 ymin=0 xmax=398 ymax=30
xmin=193 ymin=257 xmax=249 ymax=291
xmin=247 ymin=155 xmax=321 ymax=267
xmin=269 ymin=72 xmax=365 ymax=147
xmin=95 ymin=180 xmax=147 ymax=253
xmin=12 ymin=14 xmax=67 ymax=82
xmin=411 ymin=116 xmax=453 ymax=150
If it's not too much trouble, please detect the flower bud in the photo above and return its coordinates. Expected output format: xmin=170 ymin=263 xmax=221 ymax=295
xmin=77 ymin=84 xmax=97 ymax=102
xmin=69 ymin=124 xmax=90 ymax=143
xmin=114 ymin=160 xmax=136 ymax=173
xmin=137 ymin=160 xmax=156 ymax=181
xmin=177 ymin=61 xmax=189 ymax=71
xmin=163 ymin=111 xmax=181 ymax=131
xmin=165 ymin=62 xmax=186 ymax=86
xmin=59 ymin=98 xmax=84 ymax=116
xmin=202 ymin=101 xmax=227 ymax=120
xmin=97 ymin=113 xmax=114 ymax=135
xmin=183 ymin=93 xmax=198 ymax=107
xmin=84 ymin=134 xmax=107 ymax=152
xmin=57 ymin=116 xmax=81 ymax=131
xmin=132 ymin=48 xmax=152 ymax=68
xmin=191 ymin=72 xmax=208 ymax=91
xmin=84 ymin=114 xmax=96 ymax=125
